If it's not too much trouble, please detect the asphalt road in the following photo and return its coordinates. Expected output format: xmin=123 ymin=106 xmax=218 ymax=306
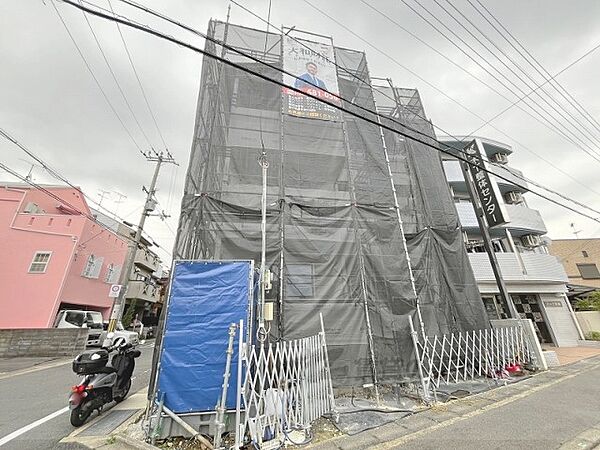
xmin=393 ymin=361 xmax=600 ymax=449
xmin=0 ymin=342 xmax=154 ymax=450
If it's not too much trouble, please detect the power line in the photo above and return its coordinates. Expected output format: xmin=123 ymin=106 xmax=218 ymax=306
xmin=106 ymin=0 xmax=170 ymax=152
xmin=411 ymin=0 xmax=600 ymax=155
xmin=1 ymin=126 xmax=132 ymax=225
xmin=0 ymin=126 xmax=171 ymax=252
xmin=50 ymin=0 xmax=144 ymax=155
xmin=56 ymin=0 xmax=600 ymax=226
xmin=437 ymin=0 xmax=600 ymax=150
xmin=464 ymin=39 xmax=600 ymax=139
xmin=78 ymin=4 xmax=155 ymax=151
xmin=401 ymin=0 xmax=600 ymax=164
xmin=231 ymin=0 xmax=600 ymax=203
xmin=469 ymin=0 xmax=600 ymax=141
xmin=295 ymin=0 xmax=600 ymax=200
xmin=0 ymin=160 xmax=138 ymax=244
xmin=71 ymin=0 xmax=600 ymax=220
xmin=105 ymin=0 xmax=600 ymax=220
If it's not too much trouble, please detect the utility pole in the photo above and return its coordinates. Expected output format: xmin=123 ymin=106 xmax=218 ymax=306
xmin=460 ymin=159 xmax=518 ymax=319
xmin=108 ymin=152 xmax=177 ymax=332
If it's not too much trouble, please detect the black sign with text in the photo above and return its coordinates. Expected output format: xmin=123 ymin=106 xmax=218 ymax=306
xmin=463 ymin=140 xmax=509 ymax=228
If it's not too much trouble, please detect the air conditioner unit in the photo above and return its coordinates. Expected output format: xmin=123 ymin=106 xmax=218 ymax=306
xmin=491 ymin=153 xmax=509 ymax=164
xmin=522 ymin=234 xmax=542 ymax=248
xmin=23 ymin=202 xmax=41 ymax=214
xmin=506 ymin=191 xmax=523 ymax=204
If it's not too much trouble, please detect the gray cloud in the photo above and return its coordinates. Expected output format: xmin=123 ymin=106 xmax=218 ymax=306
xmin=2 ymin=0 xmax=600 ymax=266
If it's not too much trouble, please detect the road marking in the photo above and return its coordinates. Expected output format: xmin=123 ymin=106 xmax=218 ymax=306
xmin=0 ymin=406 xmax=69 ymax=447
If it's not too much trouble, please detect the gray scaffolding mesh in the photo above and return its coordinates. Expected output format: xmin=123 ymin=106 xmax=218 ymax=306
xmin=174 ymin=20 xmax=488 ymax=387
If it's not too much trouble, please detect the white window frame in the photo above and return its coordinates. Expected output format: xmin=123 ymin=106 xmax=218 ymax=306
xmin=82 ymin=255 xmax=96 ymax=278
xmin=105 ymin=263 xmax=114 ymax=283
xmin=105 ymin=264 xmax=121 ymax=284
xmin=29 ymin=251 xmax=52 ymax=274
xmin=82 ymin=255 xmax=104 ymax=279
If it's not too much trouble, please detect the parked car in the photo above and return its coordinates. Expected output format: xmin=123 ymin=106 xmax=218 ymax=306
xmin=54 ymin=310 xmax=104 ymax=347
xmin=100 ymin=322 xmax=140 ymax=348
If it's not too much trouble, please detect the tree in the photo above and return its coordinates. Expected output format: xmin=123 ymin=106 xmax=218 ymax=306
xmin=122 ymin=299 xmax=137 ymax=328
xmin=575 ymin=291 xmax=600 ymax=311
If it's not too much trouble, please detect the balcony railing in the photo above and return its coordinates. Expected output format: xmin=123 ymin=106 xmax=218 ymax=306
xmin=468 ymin=252 xmax=568 ymax=283
xmin=125 ymin=280 xmax=161 ymax=303
xmin=134 ymin=248 xmax=159 ymax=272
xmin=486 ymin=164 xmax=528 ymax=192
xmin=504 ymin=204 xmax=547 ymax=234
xmin=455 ymin=202 xmax=546 ymax=235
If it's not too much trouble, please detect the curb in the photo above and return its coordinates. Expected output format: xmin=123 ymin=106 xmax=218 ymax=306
xmin=308 ymin=356 xmax=600 ymax=449
xmin=59 ymin=410 xmax=153 ymax=449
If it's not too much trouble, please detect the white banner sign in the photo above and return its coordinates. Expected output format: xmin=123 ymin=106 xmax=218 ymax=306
xmin=282 ymin=36 xmax=341 ymax=121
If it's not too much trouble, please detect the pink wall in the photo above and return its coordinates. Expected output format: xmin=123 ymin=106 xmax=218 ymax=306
xmin=0 ymin=186 xmax=128 ymax=328
xmin=60 ymin=220 xmax=128 ymax=320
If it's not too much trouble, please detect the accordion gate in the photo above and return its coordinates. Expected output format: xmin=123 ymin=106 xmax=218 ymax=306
xmin=235 ymin=318 xmax=336 ymax=448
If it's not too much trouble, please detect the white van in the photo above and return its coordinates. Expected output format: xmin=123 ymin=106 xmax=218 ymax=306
xmin=54 ymin=310 xmax=104 ymax=346
xmin=54 ymin=310 xmax=140 ymax=347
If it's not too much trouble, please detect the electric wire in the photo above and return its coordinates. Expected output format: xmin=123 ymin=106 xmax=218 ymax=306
xmin=438 ymin=0 xmax=600 ymax=153
xmin=0 ymin=160 xmax=139 ymax=245
xmin=78 ymin=2 xmax=155 ymax=151
xmin=361 ymin=1 xmax=600 ymax=154
xmin=406 ymin=0 xmax=600 ymax=157
xmin=117 ymin=0 xmax=600 ymax=216
xmin=0 ymin=126 xmax=170 ymax=253
xmin=55 ymin=0 xmax=600 ymax=226
xmin=106 ymin=0 xmax=170 ymax=152
xmin=0 ymin=126 xmax=139 ymax=231
xmin=50 ymin=0 xmax=145 ymax=156
xmin=233 ymin=0 xmax=600 ymax=201
xmin=68 ymin=0 xmax=600 ymax=223
xmin=402 ymin=0 xmax=600 ymax=163
xmin=469 ymin=0 xmax=600 ymax=139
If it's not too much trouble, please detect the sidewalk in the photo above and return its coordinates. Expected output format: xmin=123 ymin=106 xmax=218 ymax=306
xmin=308 ymin=355 xmax=600 ymax=450
xmin=550 ymin=346 xmax=600 ymax=365
xmin=59 ymin=353 xmax=600 ymax=450
xmin=58 ymin=388 xmax=151 ymax=450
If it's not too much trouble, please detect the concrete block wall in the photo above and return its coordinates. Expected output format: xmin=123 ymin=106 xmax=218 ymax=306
xmin=0 ymin=328 xmax=88 ymax=357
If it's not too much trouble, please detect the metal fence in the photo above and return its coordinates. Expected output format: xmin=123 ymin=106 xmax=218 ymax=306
xmin=410 ymin=319 xmax=533 ymax=400
xmin=235 ymin=320 xmax=336 ymax=448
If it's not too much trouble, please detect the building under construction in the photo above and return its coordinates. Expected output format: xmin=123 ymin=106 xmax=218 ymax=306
xmin=174 ymin=20 xmax=489 ymax=387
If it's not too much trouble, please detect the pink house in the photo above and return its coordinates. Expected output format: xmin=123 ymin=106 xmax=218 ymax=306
xmin=0 ymin=184 xmax=128 ymax=328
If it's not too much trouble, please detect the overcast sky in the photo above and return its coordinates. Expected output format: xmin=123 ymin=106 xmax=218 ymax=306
xmin=3 ymin=0 xmax=600 ymax=266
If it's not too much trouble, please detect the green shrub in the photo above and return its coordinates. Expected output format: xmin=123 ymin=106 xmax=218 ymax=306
xmin=585 ymin=331 xmax=600 ymax=341
xmin=575 ymin=292 xmax=600 ymax=311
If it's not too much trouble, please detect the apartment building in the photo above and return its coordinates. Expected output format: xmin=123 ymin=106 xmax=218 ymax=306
xmin=93 ymin=210 xmax=164 ymax=325
xmin=440 ymin=137 xmax=583 ymax=346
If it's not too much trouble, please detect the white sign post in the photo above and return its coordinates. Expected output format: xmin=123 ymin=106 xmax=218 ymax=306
xmin=109 ymin=284 xmax=122 ymax=298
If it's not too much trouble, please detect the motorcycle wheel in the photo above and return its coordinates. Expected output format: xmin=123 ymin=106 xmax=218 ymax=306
xmin=70 ymin=405 xmax=91 ymax=427
xmin=114 ymin=378 xmax=131 ymax=403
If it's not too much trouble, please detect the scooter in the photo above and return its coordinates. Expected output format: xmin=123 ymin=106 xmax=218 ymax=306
xmin=68 ymin=335 xmax=142 ymax=426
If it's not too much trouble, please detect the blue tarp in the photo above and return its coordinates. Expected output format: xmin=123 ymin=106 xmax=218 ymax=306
xmin=157 ymin=260 xmax=252 ymax=413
